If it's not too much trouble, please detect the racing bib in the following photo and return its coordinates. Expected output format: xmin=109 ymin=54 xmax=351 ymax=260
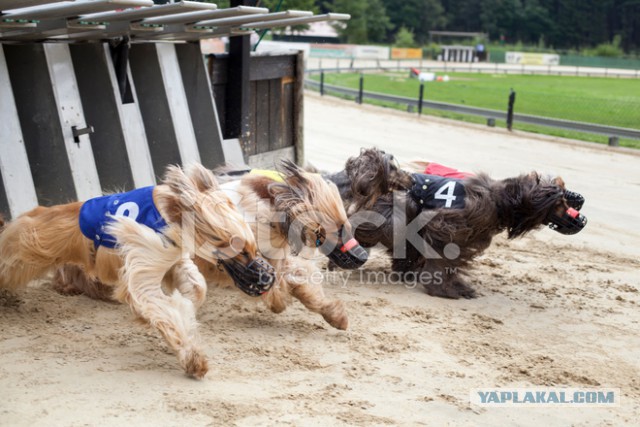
xmin=409 ymin=174 xmax=466 ymax=210
xmin=79 ymin=186 xmax=167 ymax=249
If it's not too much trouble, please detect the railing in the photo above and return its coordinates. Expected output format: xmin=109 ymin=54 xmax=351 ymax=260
xmin=305 ymin=68 xmax=640 ymax=142
xmin=305 ymin=58 xmax=640 ymax=79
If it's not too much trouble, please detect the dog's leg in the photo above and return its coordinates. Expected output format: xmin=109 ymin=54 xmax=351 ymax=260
xmin=52 ymin=265 xmax=116 ymax=302
xmin=280 ymin=258 xmax=348 ymax=330
xmin=290 ymin=282 xmax=349 ymax=330
xmin=109 ymin=219 xmax=209 ymax=379
xmin=0 ymin=208 xmax=86 ymax=291
xmin=421 ymin=264 xmax=477 ymax=299
xmin=167 ymin=257 xmax=207 ymax=311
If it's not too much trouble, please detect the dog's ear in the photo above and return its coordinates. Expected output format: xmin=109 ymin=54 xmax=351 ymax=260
xmin=185 ymin=163 xmax=219 ymax=193
xmin=553 ymin=176 xmax=566 ymax=189
xmin=345 ymin=147 xmax=412 ymax=210
xmin=278 ymin=159 xmax=309 ymax=187
xmin=501 ymin=173 xmax=564 ymax=238
xmin=162 ymin=165 xmax=197 ymax=204
xmin=157 ymin=165 xmax=199 ymax=222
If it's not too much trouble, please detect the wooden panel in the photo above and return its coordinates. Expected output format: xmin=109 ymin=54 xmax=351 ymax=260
xmin=268 ymin=78 xmax=283 ymax=151
xmin=250 ymin=55 xmax=295 ymax=81
xmin=212 ymin=83 xmax=226 ymax=137
xmin=282 ymin=81 xmax=294 ymax=149
xmin=3 ymin=43 xmax=77 ymax=205
xmin=129 ymin=43 xmax=181 ymax=178
xmin=255 ymin=79 xmax=270 ymax=155
xmin=225 ymin=33 xmax=250 ymax=142
xmin=207 ymin=51 xmax=301 ymax=160
xmin=207 ymin=55 xmax=228 ymax=85
xmin=69 ymin=43 xmax=135 ymax=193
xmin=155 ymin=43 xmax=201 ymax=164
xmin=0 ymin=44 xmax=38 ymax=218
xmin=293 ymin=50 xmax=305 ymax=164
xmin=0 ymin=169 xmax=10 ymax=220
xmin=210 ymin=54 xmax=294 ymax=83
xmin=248 ymin=146 xmax=295 ymax=169
xmin=243 ymin=80 xmax=257 ymax=157
xmin=175 ymin=43 xmax=225 ymax=169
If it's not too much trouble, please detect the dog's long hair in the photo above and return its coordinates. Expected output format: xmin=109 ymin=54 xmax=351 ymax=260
xmin=327 ymin=148 xmax=575 ymax=299
xmin=0 ymin=164 xmax=263 ymax=378
xmin=196 ymin=160 xmax=366 ymax=330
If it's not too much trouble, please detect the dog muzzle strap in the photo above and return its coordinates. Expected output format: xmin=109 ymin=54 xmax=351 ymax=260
xmin=340 ymin=238 xmax=359 ymax=253
xmin=220 ymin=257 xmax=276 ymax=297
xmin=548 ymin=207 xmax=587 ymax=235
xmin=327 ymin=237 xmax=368 ymax=269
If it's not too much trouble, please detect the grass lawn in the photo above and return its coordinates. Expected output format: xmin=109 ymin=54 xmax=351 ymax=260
xmin=310 ymin=71 xmax=640 ymax=148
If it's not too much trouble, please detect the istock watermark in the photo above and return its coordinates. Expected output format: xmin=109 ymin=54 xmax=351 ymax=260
xmin=470 ymin=388 xmax=620 ymax=407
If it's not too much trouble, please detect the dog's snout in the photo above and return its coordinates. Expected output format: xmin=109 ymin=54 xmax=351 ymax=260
xmin=564 ymin=190 xmax=585 ymax=211
xmin=548 ymin=207 xmax=587 ymax=235
xmin=220 ymin=256 xmax=276 ymax=297
xmin=327 ymin=236 xmax=368 ymax=269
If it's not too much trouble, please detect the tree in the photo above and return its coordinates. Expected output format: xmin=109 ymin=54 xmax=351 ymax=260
xmin=382 ymin=0 xmax=447 ymax=44
xmin=394 ymin=26 xmax=416 ymax=47
xmin=325 ymin=0 xmax=391 ymax=44
xmin=366 ymin=0 xmax=393 ymax=43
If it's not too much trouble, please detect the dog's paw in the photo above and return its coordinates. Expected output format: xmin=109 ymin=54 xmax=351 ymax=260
xmin=182 ymin=350 xmax=209 ymax=380
xmin=423 ymin=281 xmax=477 ymax=299
xmin=452 ymin=280 xmax=477 ymax=299
xmin=51 ymin=281 xmax=84 ymax=296
xmin=322 ymin=300 xmax=349 ymax=330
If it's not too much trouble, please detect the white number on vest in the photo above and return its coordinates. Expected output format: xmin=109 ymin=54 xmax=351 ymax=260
xmin=115 ymin=201 xmax=140 ymax=220
xmin=434 ymin=181 xmax=457 ymax=208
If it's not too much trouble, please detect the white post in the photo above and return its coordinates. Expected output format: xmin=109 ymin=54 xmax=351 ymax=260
xmin=0 ymin=45 xmax=39 ymax=217
xmin=155 ymin=43 xmax=201 ymax=165
xmin=44 ymin=43 xmax=102 ymax=200
xmin=103 ymin=44 xmax=156 ymax=187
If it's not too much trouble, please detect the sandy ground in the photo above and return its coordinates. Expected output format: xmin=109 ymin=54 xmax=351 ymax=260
xmin=1 ymin=93 xmax=639 ymax=426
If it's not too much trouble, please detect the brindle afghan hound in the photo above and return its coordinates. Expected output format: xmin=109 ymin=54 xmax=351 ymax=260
xmin=53 ymin=161 xmax=368 ymax=330
xmin=325 ymin=148 xmax=587 ymax=299
xmin=0 ymin=164 xmax=275 ymax=379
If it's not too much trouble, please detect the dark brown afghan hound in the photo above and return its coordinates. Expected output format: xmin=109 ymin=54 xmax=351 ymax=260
xmin=325 ymin=148 xmax=587 ymax=299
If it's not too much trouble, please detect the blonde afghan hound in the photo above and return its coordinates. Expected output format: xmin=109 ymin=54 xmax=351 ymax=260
xmin=0 ymin=164 xmax=275 ymax=379
xmin=196 ymin=160 xmax=368 ymax=330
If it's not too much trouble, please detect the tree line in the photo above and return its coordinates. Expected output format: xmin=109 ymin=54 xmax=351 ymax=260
xmin=198 ymin=1 xmax=640 ymax=54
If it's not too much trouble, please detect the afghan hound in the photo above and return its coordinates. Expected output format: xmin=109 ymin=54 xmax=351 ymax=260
xmin=53 ymin=161 xmax=368 ymax=330
xmin=0 ymin=164 xmax=275 ymax=379
xmin=325 ymin=148 xmax=587 ymax=299
xmin=194 ymin=160 xmax=368 ymax=330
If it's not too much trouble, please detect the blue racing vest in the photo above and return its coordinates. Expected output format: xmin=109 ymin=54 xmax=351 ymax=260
xmin=409 ymin=174 xmax=466 ymax=210
xmin=79 ymin=186 xmax=168 ymax=249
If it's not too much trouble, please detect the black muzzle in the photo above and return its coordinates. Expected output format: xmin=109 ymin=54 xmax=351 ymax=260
xmin=324 ymin=236 xmax=368 ymax=269
xmin=548 ymin=207 xmax=587 ymax=235
xmin=564 ymin=190 xmax=585 ymax=210
xmin=220 ymin=257 xmax=276 ymax=297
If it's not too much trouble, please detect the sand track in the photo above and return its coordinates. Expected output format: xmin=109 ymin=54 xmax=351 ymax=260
xmin=1 ymin=93 xmax=639 ymax=426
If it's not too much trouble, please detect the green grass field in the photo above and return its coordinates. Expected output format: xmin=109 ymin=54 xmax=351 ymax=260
xmin=310 ymin=71 xmax=640 ymax=148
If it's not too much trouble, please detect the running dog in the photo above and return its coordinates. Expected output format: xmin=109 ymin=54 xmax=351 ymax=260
xmin=53 ymin=161 xmax=368 ymax=330
xmin=0 ymin=164 xmax=275 ymax=378
xmin=325 ymin=148 xmax=587 ymax=299
xmin=197 ymin=160 xmax=368 ymax=330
